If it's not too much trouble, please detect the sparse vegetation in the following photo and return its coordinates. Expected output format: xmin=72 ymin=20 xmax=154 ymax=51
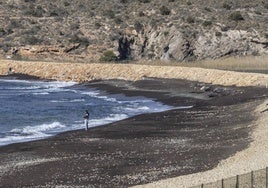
xmin=186 ymin=16 xmax=195 ymax=23
xmin=100 ymin=50 xmax=118 ymax=62
xmin=138 ymin=0 xmax=151 ymax=3
xmin=187 ymin=1 xmax=192 ymax=6
xmin=69 ymin=34 xmax=90 ymax=46
xmin=223 ymin=2 xmax=231 ymax=10
xmin=24 ymin=5 xmax=45 ymax=17
xmin=215 ymin=31 xmax=222 ymax=37
xmin=134 ymin=21 xmax=143 ymax=32
xmin=138 ymin=11 xmax=145 ymax=17
xmin=0 ymin=0 xmax=267 ymax=62
xmin=229 ymin=11 xmax=244 ymax=21
xmin=204 ymin=7 xmax=211 ymax=12
xmin=202 ymin=20 xmax=212 ymax=27
xmin=23 ymin=35 xmax=43 ymax=45
xmin=104 ymin=10 xmax=115 ymax=19
xmin=0 ymin=28 xmax=6 ymax=37
xmin=160 ymin=6 xmax=171 ymax=15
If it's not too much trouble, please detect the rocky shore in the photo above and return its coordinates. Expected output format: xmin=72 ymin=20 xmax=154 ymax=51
xmin=0 ymin=75 xmax=267 ymax=187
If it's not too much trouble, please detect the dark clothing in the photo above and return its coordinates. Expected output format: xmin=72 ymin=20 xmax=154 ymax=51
xmin=84 ymin=110 xmax=89 ymax=131
xmin=83 ymin=112 xmax=89 ymax=119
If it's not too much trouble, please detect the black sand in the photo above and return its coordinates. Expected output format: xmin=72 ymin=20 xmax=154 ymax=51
xmin=0 ymin=75 xmax=267 ymax=187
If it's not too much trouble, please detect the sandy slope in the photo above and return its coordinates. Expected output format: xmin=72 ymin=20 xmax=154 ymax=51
xmin=0 ymin=60 xmax=268 ymax=87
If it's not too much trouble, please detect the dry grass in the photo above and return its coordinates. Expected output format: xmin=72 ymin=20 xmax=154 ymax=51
xmin=136 ymin=55 xmax=268 ymax=73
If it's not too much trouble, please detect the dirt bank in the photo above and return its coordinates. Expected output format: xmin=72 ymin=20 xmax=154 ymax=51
xmin=0 ymin=60 xmax=268 ymax=87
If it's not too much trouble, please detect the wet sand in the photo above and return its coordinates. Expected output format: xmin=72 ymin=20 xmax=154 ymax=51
xmin=0 ymin=75 xmax=267 ymax=187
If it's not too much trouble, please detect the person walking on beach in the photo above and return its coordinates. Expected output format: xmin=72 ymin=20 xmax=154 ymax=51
xmin=7 ymin=67 xmax=14 ymax=75
xmin=83 ymin=110 xmax=89 ymax=131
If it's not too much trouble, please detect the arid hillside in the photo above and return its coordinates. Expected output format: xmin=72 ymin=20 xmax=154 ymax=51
xmin=0 ymin=0 xmax=267 ymax=62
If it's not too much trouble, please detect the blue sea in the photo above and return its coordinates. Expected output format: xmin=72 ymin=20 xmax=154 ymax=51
xmin=0 ymin=79 xmax=173 ymax=146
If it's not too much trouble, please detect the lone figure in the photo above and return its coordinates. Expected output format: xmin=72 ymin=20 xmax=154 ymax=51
xmin=83 ymin=110 xmax=89 ymax=131
xmin=7 ymin=67 xmax=14 ymax=75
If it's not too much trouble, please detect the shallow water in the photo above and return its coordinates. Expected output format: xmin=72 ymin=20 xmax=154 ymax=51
xmin=0 ymin=79 xmax=173 ymax=146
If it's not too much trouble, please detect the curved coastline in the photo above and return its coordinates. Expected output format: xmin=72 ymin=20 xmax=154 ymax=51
xmin=0 ymin=60 xmax=268 ymax=187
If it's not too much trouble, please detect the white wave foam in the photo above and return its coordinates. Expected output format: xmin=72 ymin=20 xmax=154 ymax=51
xmin=32 ymin=92 xmax=50 ymax=95
xmin=81 ymin=91 xmax=117 ymax=102
xmin=0 ymin=122 xmax=67 ymax=146
xmin=174 ymin=105 xmax=193 ymax=110
xmin=50 ymin=99 xmax=85 ymax=103
xmin=44 ymin=81 xmax=77 ymax=88
xmin=0 ymin=79 xmax=32 ymax=83
xmin=88 ymin=114 xmax=129 ymax=127
xmin=11 ymin=122 xmax=66 ymax=134
xmin=0 ymin=80 xmax=78 ymax=97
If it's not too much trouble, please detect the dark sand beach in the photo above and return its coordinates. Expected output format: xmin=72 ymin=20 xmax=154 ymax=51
xmin=0 ymin=75 xmax=268 ymax=187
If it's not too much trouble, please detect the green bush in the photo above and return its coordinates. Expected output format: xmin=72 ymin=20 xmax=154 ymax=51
xmin=223 ymin=2 xmax=231 ymax=10
xmin=64 ymin=1 xmax=70 ymax=6
xmin=186 ymin=16 xmax=195 ymax=23
xmin=138 ymin=11 xmax=145 ymax=17
xmin=24 ymin=0 xmax=36 ymax=2
xmin=187 ymin=1 xmax=192 ymax=5
xmin=134 ymin=21 xmax=143 ymax=32
xmin=138 ymin=0 xmax=151 ymax=3
xmin=229 ymin=11 xmax=244 ymax=21
xmin=160 ymin=6 xmax=171 ymax=15
xmin=0 ymin=28 xmax=6 ymax=37
xmin=100 ymin=51 xmax=118 ymax=62
xmin=202 ymin=20 xmax=212 ymax=27
xmin=104 ymin=10 xmax=115 ymax=19
xmin=69 ymin=34 xmax=90 ymax=46
xmin=24 ymin=5 xmax=45 ymax=17
xmin=95 ymin=22 xmax=102 ymax=29
xmin=23 ymin=35 xmax=43 ymax=45
xmin=114 ymin=17 xmax=123 ymax=24
xmin=255 ymin=11 xmax=261 ymax=15
xmin=204 ymin=7 xmax=211 ymax=12
xmin=215 ymin=31 xmax=222 ymax=37
xmin=49 ymin=7 xmax=69 ymax=17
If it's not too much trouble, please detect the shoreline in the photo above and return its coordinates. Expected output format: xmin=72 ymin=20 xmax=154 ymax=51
xmin=0 ymin=75 xmax=176 ymax=147
xmin=135 ymin=99 xmax=268 ymax=188
xmin=0 ymin=74 xmax=267 ymax=187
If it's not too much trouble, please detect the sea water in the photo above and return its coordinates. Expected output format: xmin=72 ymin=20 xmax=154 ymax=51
xmin=0 ymin=79 xmax=172 ymax=146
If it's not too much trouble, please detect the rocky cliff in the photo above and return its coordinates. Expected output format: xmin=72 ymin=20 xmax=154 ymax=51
xmin=0 ymin=0 xmax=267 ymax=62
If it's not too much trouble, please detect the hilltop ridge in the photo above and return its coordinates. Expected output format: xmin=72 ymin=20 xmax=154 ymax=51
xmin=0 ymin=0 xmax=267 ymax=62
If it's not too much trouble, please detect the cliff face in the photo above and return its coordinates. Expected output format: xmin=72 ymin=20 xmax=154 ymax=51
xmin=0 ymin=0 xmax=267 ymax=62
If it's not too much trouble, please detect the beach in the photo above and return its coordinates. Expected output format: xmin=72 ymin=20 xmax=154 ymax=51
xmin=0 ymin=60 xmax=268 ymax=187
